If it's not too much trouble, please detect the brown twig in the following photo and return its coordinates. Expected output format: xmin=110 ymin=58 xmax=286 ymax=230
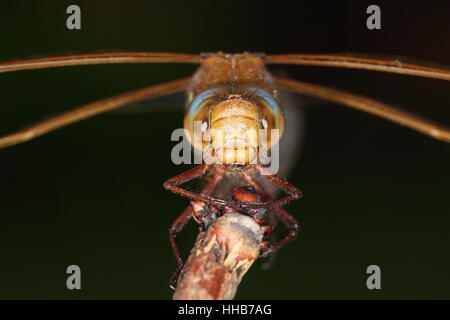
xmin=173 ymin=212 xmax=264 ymax=300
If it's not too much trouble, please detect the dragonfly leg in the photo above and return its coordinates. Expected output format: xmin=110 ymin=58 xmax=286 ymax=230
xmin=272 ymin=207 xmax=300 ymax=252
xmin=164 ymin=164 xmax=232 ymax=208
xmin=166 ymin=164 xmax=225 ymax=268
xmin=261 ymin=211 xmax=279 ymax=270
xmin=258 ymin=207 xmax=300 ymax=259
xmin=168 ymin=205 xmax=193 ymax=290
xmin=243 ymin=170 xmax=300 ymax=258
xmin=164 ymin=165 xmax=295 ymax=211
xmin=167 ymin=167 xmax=225 ymax=289
xmin=164 ymin=164 xmax=209 ymax=195
xmin=169 ymin=205 xmax=194 ymax=268
xmin=256 ymin=165 xmax=303 ymax=208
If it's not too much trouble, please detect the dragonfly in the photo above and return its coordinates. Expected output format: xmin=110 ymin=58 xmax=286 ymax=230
xmin=1 ymin=51 xmax=450 ymax=275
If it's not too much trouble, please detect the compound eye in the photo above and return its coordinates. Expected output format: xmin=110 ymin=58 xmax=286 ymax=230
xmin=184 ymin=88 xmax=219 ymax=152
xmin=252 ymin=88 xmax=285 ymax=148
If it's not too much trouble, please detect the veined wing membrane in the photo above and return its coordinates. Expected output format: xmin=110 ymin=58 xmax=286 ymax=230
xmin=275 ymin=76 xmax=450 ymax=143
xmin=0 ymin=52 xmax=201 ymax=73
xmin=0 ymin=77 xmax=191 ymax=149
xmin=266 ymin=53 xmax=450 ymax=81
xmin=110 ymin=91 xmax=186 ymax=114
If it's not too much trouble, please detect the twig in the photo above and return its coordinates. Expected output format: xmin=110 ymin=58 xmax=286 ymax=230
xmin=173 ymin=212 xmax=264 ymax=300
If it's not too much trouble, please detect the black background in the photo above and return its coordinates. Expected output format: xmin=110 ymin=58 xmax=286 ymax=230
xmin=0 ymin=0 xmax=449 ymax=299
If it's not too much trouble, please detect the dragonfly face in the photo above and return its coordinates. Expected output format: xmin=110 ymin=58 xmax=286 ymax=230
xmin=183 ymin=53 xmax=286 ymax=166
xmin=210 ymin=98 xmax=260 ymax=165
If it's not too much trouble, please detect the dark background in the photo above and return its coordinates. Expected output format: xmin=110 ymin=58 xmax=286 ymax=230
xmin=0 ymin=0 xmax=449 ymax=299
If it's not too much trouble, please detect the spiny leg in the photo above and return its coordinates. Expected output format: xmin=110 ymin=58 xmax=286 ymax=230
xmin=179 ymin=165 xmax=303 ymax=212
xmin=167 ymin=165 xmax=220 ymax=267
xmin=271 ymin=207 xmax=300 ymax=252
xmin=167 ymin=165 xmax=226 ymax=260
xmin=243 ymin=169 xmax=301 ymax=257
xmin=169 ymin=205 xmax=194 ymax=268
xmin=168 ymin=168 xmax=225 ymax=289
xmin=261 ymin=210 xmax=279 ymax=270
xmin=168 ymin=204 xmax=193 ymax=290
xmin=275 ymin=76 xmax=450 ymax=143
xmin=190 ymin=170 xmax=226 ymax=228
xmin=0 ymin=77 xmax=191 ymax=149
xmin=163 ymin=164 xmax=224 ymax=205
xmin=164 ymin=164 xmax=246 ymax=209
xmin=255 ymin=165 xmax=303 ymax=208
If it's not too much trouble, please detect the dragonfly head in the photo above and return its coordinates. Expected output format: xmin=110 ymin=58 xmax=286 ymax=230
xmin=209 ymin=99 xmax=260 ymax=165
xmin=184 ymin=87 xmax=285 ymax=166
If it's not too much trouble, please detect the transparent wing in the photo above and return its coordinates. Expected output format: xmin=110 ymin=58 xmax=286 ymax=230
xmin=0 ymin=77 xmax=191 ymax=149
xmin=110 ymin=91 xmax=186 ymax=114
xmin=266 ymin=53 xmax=450 ymax=81
xmin=0 ymin=51 xmax=201 ymax=73
xmin=275 ymin=76 xmax=450 ymax=143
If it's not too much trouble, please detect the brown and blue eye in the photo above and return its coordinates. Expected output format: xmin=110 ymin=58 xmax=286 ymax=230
xmin=242 ymin=85 xmax=285 ymax=146
xmin=187 ymin=87 xmax=220 ymax=116
xmin=248 ymin=87 xmax=283 ymax=117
